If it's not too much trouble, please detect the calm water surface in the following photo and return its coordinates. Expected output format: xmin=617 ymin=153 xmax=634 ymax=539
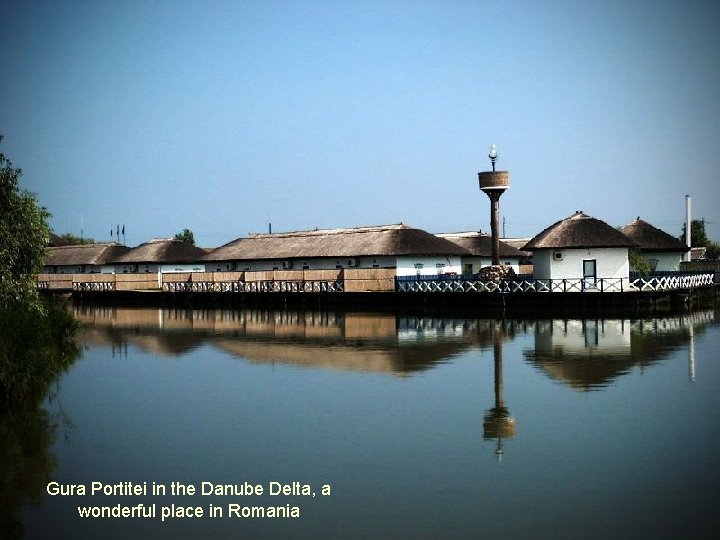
xmin=11 ymin=306 xmax=720 ymax=539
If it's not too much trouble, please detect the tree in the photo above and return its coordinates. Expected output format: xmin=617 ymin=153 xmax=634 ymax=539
xmin=679 ymin=219 xmax=709 ymax=247
xmin=174 ymin=228 xmax=195 ymax=246
xmin=628 ymin=249 xmax=651 ymax=275
xmin=706 ymin=241 xmax=720 ymax=260
xmin=0 ymin=137 xmax=50 ymax=309
xmin=58 ymin=232 xmax=95 ymax=245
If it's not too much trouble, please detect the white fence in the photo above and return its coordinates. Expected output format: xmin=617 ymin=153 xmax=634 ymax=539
xmin=396 ymin=272 xmax=716 ymax=294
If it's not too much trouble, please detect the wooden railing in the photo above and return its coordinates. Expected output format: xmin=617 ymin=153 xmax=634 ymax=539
xmin=396 ymin=271 xmax=715 ymax=294
xmin=37 ymin=269 xmax=349 ymax=293
xmin=628 ymin=272 xmax=715 ymax=291
xmin=36 ymin=270 xmax=715 ymax=295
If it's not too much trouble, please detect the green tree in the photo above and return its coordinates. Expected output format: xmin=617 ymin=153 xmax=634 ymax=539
xmin=679 ymin=219 xmax=709 ymax=247
xmin=174 ymin=228 xmax=195 ymax=246
xmin=0 ymin=137 xmax=50 ymax=310
xmin=58 ymin=232 xmax=95 ymax=245
xmin=628 ymin=249 xmax=651 ymax=275
xmin=706 ymin=240 xmax=720 ymax=260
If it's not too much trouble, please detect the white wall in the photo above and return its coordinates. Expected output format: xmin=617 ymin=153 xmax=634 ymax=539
xmin=232 ymin=256 xmax=397 ymax=272
xmin=112 ymin=263 xmax=158 ymax=273
xmin=533 ymin=248 xmax=629 ymax=280
xmin=531 ymin=251 xmax=552 ymax=280
xmin=396 ymin=255 xmax=463 ymax=277
xmin=637 ymin=252 xmax=684 ymax=272
xmin=46 ymin=265 xmax=87 ymax=274
xmin=461 ymin=257 xmax=521 ymax=275
xmin=535 ymin=319 xmax=631 ymax=357
xmin=160 ymin=263 xmax=206 ymax=273
xmin=207 ymin=262 xmax=237 ymax=272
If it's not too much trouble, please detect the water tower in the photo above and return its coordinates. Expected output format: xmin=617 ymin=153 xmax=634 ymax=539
xmin=478 ymin=144 xmax=510 ymax=265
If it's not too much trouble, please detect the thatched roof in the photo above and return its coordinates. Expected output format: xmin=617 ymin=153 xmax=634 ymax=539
xmin=437 ymin=232 xmax=525 ymax=258
xmin=620 ymin=218 xmax=689 ymax=252
xmin=205 ymin=224 xmax=469 ymax=261
xmin=522 ymin=211 xmax=638 ymax=250
xmin=114 ymin=239 xmax=208 ymax=264
xmin=44 ymin=243 xmax=130 ymax=266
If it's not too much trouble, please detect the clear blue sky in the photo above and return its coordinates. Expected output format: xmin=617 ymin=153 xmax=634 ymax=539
xmin=2 ymin=0 xmax=718 ymax=247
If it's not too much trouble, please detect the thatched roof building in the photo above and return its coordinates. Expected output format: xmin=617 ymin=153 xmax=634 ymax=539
xmin=205 ymin=224 xmax=468 ymax=261
xmin=44 ymin=243 xmax=130 ymax=267
xmin=501 ymin=238 xmax=532 ymax=258
xmin=114 ymin=239 xmax=208 ymax=264
xmin=619 ymin=218 xmax=688 ymax=253
xmin=523 ymin=211 xmax=638 ymax=250
xmin=437 ymin=232 xmax=526 ymax=258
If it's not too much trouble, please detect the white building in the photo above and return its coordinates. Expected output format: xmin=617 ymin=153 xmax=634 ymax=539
xmin=619 ymin=218 xmax=689 ymax=272
xmin=43 ymin=243 xmax=130 ymax=274
xmin=112 ymin=239 xmax=207 ymax=274
xmin=436 ymin=232 xmax=524 ymax=274
xmin=204 ymin=224 xmax=468 ymax=277
xmin=522 ymin=211 xmax=638 ymax=287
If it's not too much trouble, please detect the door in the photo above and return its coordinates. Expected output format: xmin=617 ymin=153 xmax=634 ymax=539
xmin=583 ymin=259 xmax=597 ymax=290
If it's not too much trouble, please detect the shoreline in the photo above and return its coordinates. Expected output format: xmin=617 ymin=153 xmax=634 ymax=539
xmin=43 ymin=286 xmax=720 ymax=318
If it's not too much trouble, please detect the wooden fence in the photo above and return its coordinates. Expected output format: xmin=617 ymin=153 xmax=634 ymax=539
xmin=37 ymin=269 xmax=353 ymax=293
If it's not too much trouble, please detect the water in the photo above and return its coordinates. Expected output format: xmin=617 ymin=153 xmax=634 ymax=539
xmin=9 ymin=306 xmax=720 ymax=539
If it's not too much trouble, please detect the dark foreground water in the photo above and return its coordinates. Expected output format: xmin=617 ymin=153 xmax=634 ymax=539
xmin=8 ymin=306 xmax=720 ymax=539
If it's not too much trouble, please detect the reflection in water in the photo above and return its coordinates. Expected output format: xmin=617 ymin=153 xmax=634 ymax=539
xmin=689 ymin=324 xmax=696 ymax=382
xmin=71 ymin=306 xmax=717 ymax=464
xmin=0 ymin=301 xmax=80 ymax=540
xmin=525 ymin=310 xmax=715 ymax=390
xmin=73 ymin=306 xmax=515 ymax=376
xmin=0 ymin=407 xmax=57 ymax=539
xmin=73 ymin=306 xmax=716 ymax=385
xmin=482 ymin=334 xmax=516 ymax=461
xmin=8 ymin=304 xmax=718 ymax=538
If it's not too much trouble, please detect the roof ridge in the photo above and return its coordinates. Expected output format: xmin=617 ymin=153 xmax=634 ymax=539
xmin=436 ymin=231 xmax=488 ymax=238
xmin=248 ymin=223 xmax=407 ymax=239
xmin=49 ymin=242 xmax=121 ymax=249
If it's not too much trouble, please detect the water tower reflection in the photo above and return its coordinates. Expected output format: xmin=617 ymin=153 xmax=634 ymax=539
xmin=483 ymin=328 xmax=516 ymax=461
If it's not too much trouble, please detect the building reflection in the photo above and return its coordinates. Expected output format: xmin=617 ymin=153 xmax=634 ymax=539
xmin=71 ymin=305 xmax=716 ymax=465
xmin=75 ymin=306 xmax=714 ymax=385
xmin=524 ymin=310 xmax=715 ymax=390
xmin=73 ymin=306 xmax=509 ymax=376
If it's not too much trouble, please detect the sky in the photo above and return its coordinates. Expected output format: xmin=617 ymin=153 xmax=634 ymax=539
xmin=1 ymin=0 xmax=718 ymax=248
